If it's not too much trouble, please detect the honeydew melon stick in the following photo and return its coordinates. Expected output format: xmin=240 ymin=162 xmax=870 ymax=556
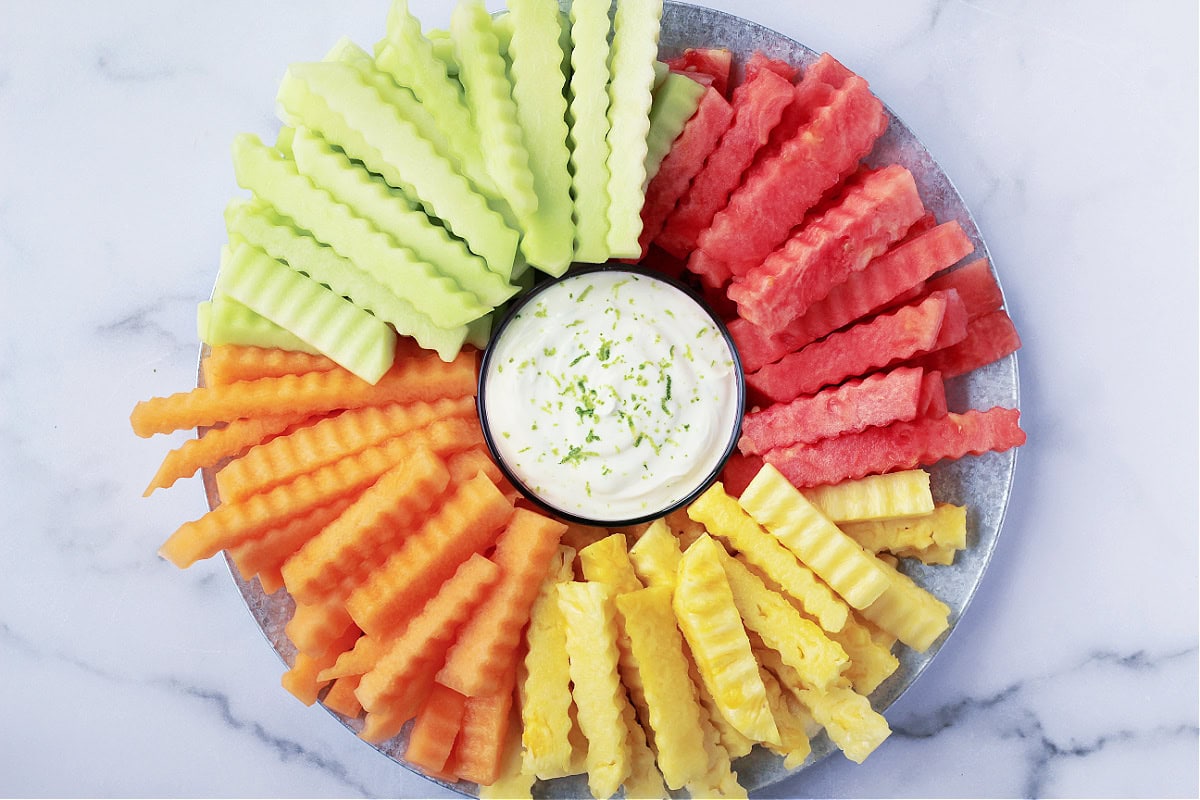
xmin=493 ymin=11 xmax=514 ymax=56
xmin=231 ymin=133 xmax=488 ymax=329
xmin=198 ymin=295 xmax=321 ymax=355
xmin=277 ymin=63 xmax=519 ymax=279
xmin=605 ymin=0 xmax=664 ymax=258
xmin=289 ymin=126 xmax=516 ymax=308
xmin=567 ymin=0 xmax=615 ymax=262
xmin=653 ymin=60 xmax=670 ymax=89
xmin=506 ymin=0 xmax=576 ymax=276
xmin=644 ymin=72 xmax=707 ymax=188
xmin=224 ymin=198 xmax=470 ymax=361
xmin=217 ymin=242 xmax=397 ymax=384
xmin=452 ymin=0 xmax=539 ymax=222
xmin=423 ymin=29 xmax=459 ymax=76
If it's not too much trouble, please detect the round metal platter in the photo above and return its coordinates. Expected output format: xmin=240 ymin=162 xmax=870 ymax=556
xmin=204 ymin=2 xmax=1021 ymax=796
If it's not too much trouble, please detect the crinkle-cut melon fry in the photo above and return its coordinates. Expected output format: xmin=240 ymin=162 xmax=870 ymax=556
xmin=218 ymin=395 xmax=473 ymax=504
xmin=643 ymin=72 xmax=707 ymax=188
xmin=603 ymin=0 xmax=662 ymax=257
xmin=758 ymin=667 xmax=814 ymax=770
xmin=281 ymin=447 xmax=451 ymax=605
xmin=627 ymin=518 xmax=682 ymax=589
xmin=356 ymin=553 xmax=500 ymax=712
xmin=228 ymin=494 xmax=355 ymax=582
xmin=824 ymin=612 xmax=899 ymax=697
xmin=796 ymin=680 xmax=891 ymax=764
xmin=322 ymin=674 xmax=362 ymax=718
xmin=159 ymin=422 xmax=477 ymax=569
xmin=802 ymin=470 xmax=934 ymax=523
xmin=447 ymin=668 xmax=518 ymax=787
xmin=858 ymin=556 xmax=951 ymax=652
xmin=453 ymin=0 xmax=538 ymax=222
xmin=674 ymin=534 xmax=780 ymax=746
xmin=438 ymin=509 xmax=567 ymax=697
xmin=360 ymin=657 xmax=440 ymax=744
xmin=405 ymin=682 xmax=468 ymax=776
xmin=281 ymin=623 xmax=361 ymax=707
xmin=346 ymin=473 xmax=514 ymax=639
xmin=202 ymin=345 xmax=338 ymax=387
xmin=224 ymin=198 xmax=470 ymax=362
xmin=143 ymin=414 xmax=297 ymax=496
xmin=130 ymin=345 xmax=476 ymax=438
xmin=519 ymin=545 xmax=578 ymax=780
xmin=566 ymin=0 xmax=614 ymax=262
xmin=716 ymin=549 xmax=848 ymax=692
xmin=687 ymin=482 xmax=849 ymax=633
xmin=318 ymin=631 xmax=386 ymax=683
xmin=614 ymin=587 xmax=708 ymax=790
xmin=557 ymin=581 xmax=631 ymax=799
xmin=199 ymin=295 xmax=321 ymax=355
xmin=286 ymin=600 xmax=355 ymax=657
xmin=737 ymin=464 xmax=891 ymax=611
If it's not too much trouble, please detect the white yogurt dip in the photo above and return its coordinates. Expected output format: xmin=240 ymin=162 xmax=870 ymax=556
xmin=480 ymin=268 xmax=743 ymax=523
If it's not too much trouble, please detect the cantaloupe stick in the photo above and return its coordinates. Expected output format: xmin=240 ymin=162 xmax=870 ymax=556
xmin=840 ymin=502 xmax=966 ymax=564
xmin=604 ymin=0 xmax=663 ymax=257
xmin=673 ymin=535 xmax=780 ymax=746
xmin=281 ymin=623 xmax=362 ymax=707
xmin=858 ymin=557 xmax=951 ymax=652
xmin=356 ymin=553 xmax=500 ymax=712
xmin=613 ymin=587 xmax=707 ymax=790
xmin=322 ymin=674 xmax=363 ymax=718
xmin=802 ymin=470 xmax=934 ymax=523
xmin=438 ymin=509 xmax=567 ymax=697
xmin=480 ymin=707 xmax=535 ymax=800
xmin=618 ymin=690 xmax=667 ymax=800
xmin=717 ymin=550 xmax=848 ymax=692
xmin=286 ymin=600 xmax=356 ymax=657
xmin=557 ymin=581 xmax=631 ymax=799
xmin=131 ymin=346 xmax=476 ymax=438
xmin=202 ymin=345 xmax=339 ymax=387
xmin=225 ymin=199 xmax=470 ymax=362
xmin=376 ymin=0 xmax=496 ymax=198
xmin=289 ymin=126 xmax=515 ymax=309
xmin=199 ymin=295 xmax=322 ymax=355
xmin=506 ymin=0 xmax=575 ymax=276
xmin=405 ymin=682 xmax=469 ymax=776
xmin=256 ymin=567 xmax=284 ymax=595
xmin=825 ymin=613 xmax=899 ymax=696
xmin=359 ymin=657 xmax=441 ymax=744
xmin=795 ymin=680 xmax=891 ymax=764
xmin=277 ymin=64 xmax=518 ymax=279
xmin=318 ymin=632 xmax=386 ymax=682
xmin=217 ymin=396 xmax=473 ymax=503
xmin=143 ymin=414 xmax=297 ymax=496
xmin=627 ymin=518 xmax=682 ymax=589
xmin=566 ymin=0 xmax=614 ymax=262
xmin=159 ymin=429 xmax=468 ymax=568
xmin=687 ymin=482 xmax=849 ymax=633
xmin=759 ymin=667 xmax=814 ymax=770
xmin=452 ymin=0 xmax=538 ymax=222
xmin=281 ymin=447 xmax=451 ymax=604
xmin=643 ymin=71 xmax=707 ymax=189
xmin=346 ymin=473 xmax=514 ymax=638
xmin=228 ymin=495 xmax=356 ymax=582
xmin=738 ymin=464 xmax=891 ymax=611
xmin=447 ymin=668 xmax=518 ymax=787
xmin=520 ymin=545 xmax=577 ymax=780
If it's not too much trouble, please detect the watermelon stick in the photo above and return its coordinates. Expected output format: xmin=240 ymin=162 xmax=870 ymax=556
xmin=566 ymin=0 xmax=614 ymax=263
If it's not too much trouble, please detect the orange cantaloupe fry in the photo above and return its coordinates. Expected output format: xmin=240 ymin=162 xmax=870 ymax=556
xmin=130 ymin=346 xmax=477 ymax=437
xmin=202 ymin=345 xmax=340 ymax=387
xmin=159 ymin=420 xmax=482 ymax=569
xmin=229 ymin=495 xmax=356 ymax=583
xmin=281 ymin=449 xmax=453 ymax=605
xmin=285 ymin=600 xmax=356 ymax=657
xmin=143 ymin=414 xmax=299 ymax=496
xmin=216 ymin=396 xmax=475 ymax=503
xmin=355 ymin=553 xmax=502 ymax=712
xmin=322 ymin=674 xmax=363 ymax=718
xmin=281 ymin=623 xmax=361 ymax=707
xmin=359 ymin=658 xmax=440 ymax=744
xmin=437 ymin=509 xmax=567 ymax=697
xmin=447 ymin=669 xmax=518 ymax=787
xmin=318 ymin=633 xmax=387 ymax=683
xmin=345 ymin=473 xmax=514 ymax=638
xmin=405 ymin=682 xmax=469 ymax=776
xmin=256 ymin=566 xmax=284 ymax=595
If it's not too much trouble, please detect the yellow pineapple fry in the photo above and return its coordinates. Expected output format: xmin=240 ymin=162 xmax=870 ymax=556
xmin=673 ymin=535 xmax=780 ymax=747
xmin=684 ymin=642 xmax=754 ymax=759
xmin=826 ymin=612 xmax=900 ymax=696
xmin=627 ymin=518 xmax=683 ymax=590
xmin=930 ymin=503 xmax=968 ymax=550
xmin=614 ymin=587 xmax=708 ymax=790
xmin=665 ymin=507 xmax=707 ymax=549
xmin=759 ymin=668 xmax=814 ymax=770
xmin=686 ymin=707 xmax=747 ymax=800
xmin=617 ymin=694 xmax=667 ymax=800
xmin=480 ymin=707 xmax=535 ymax=800
xmin=738 ymin=465 xmax=890 ymax=610
xmin=717 ymin=550 xmax=849 ymax=692
xmin=859 ymin=557 xmax=951 ymax=652
xmin=557 ymin=582 xmax=631 ymax=799
xmin=521 ymin=545 xmax=578 ymax=780
xmin=840 ymin=502 xmax=967 ymax=565
xmin=688 ymin=482 xmax=849 ymax=633
xmin=578 ymin=534 xmax=643 ymax=593
xmin=802 ymin=469 xmax=934 ymax=523
xmin=796 ymin=680 xmax=891 ymax=764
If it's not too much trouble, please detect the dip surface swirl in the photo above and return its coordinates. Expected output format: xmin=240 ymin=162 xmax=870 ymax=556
xmin=481 ymin=269 xmax=742 ymax=522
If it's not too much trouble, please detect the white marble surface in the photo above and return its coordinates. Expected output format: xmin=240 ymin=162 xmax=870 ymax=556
xmin=1 ymin=1 xmax=1196 ymax=797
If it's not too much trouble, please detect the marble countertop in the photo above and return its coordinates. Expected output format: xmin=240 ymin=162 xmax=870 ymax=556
xmin=2 ymin=1 xmax=1196 ymax=797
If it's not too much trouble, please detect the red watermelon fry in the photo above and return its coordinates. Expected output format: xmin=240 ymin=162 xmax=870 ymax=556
xmin=927 ymin=286 xmax=970 ymax=350
xmin=727 ymin=164 xmax=927 ymax=331
xmin=666 ymin=47 xmax=733 ymax=97
xmin=762 ymin=407 xmax=1027 ymax=488
xmin=739 ymin=366 xmax=925 ymax=455
xmin=917 ymin=369 xmax=948 ymax=418
xmin=751 ymin=54 xmax=850 ymax=178
xmin=924 ymin=258 xmax=1004 ymax=320
xmin=720 ymin=452 xmax=765 ymax=497
xmin=657 ymin=66 xmax=795 ymax=259
xmin=687 ymin=247 xmax=733 ymax=290
xmin=636 ymin=87 xmax=734 ymax=258
xmin=743 ymin=51 xmax=800 ymax=83
xmin=918 ymin=309 xmax=1022 ymax=378
xmin=745 ymin=290 xmax=962 ymax=405
xmin=696 ymin=74 xmax=888 ymax=272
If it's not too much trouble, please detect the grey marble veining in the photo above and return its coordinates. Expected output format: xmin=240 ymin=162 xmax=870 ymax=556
xmin=0 ymin=1 xmax=1196 ymax=798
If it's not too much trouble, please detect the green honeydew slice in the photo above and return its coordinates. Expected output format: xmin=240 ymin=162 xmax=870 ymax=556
xmin=644 ymin=70 xmax=707 ymax=188
xmin=198 ymin=295 xmax=321 ymax=355
xmin=567 ymin=0 xmax=615 ymax=263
